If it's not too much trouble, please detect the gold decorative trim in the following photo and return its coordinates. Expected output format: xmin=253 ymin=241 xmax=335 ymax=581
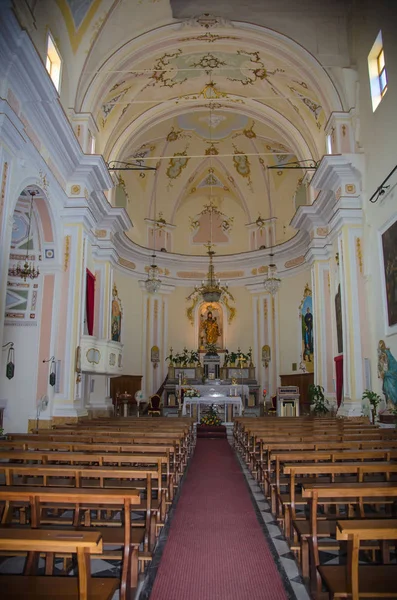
xmin=345 ymin=184 xmax=356 ymax=194
xmin=335 ymin=187 xmax=342 ymax=200
xmin=356 ymin=237 xmax=363 ymax=274
xmin=95 ymin=229 xmax=107 ymax=238
xmin=284 ymin=255 xmax=305 ymax=269
xmin=64 ymin=235 xmax=71 ymax=271
xmin=118 ymin=258 xmax=136 ymax=270
xmin=71 ymin=184 xmax=81 ymax=195
xmin=86 ymin=348 xmax=101 ymax=364
xmin=0 ymin=161 xmax=8 ymax=219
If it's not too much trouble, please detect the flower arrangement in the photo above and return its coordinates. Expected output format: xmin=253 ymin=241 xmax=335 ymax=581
xmin=184 ymin=387 xmax=201 ymax=398
xmin=166 ymin=347 xmax=200 ymax=366
xmin=200 ymin=404 xmax=222 ymax=427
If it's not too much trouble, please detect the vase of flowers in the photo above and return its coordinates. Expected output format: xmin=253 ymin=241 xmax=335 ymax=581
xmin=200 ymin=404 xmax=222 ymax=426
xmin=184 ymin=387 xmax=201 ymax=398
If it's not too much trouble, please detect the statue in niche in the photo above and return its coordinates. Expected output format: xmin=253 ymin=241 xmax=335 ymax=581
xmin=378 ymin=340 xmax=397 ymax=409
xmin=111 ymin=284 xmax=122 ymax=342
xmin=199 ymin=303 xmax=223 ymax=350
xmin=299 ymin=284 xmax=314 ymax=372
xmin=335 ymin=284 xmax=343 ymax=354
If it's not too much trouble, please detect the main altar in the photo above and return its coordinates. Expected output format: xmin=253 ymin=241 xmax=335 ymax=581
xmin=164 ymin=361 xmax=259 ymax=407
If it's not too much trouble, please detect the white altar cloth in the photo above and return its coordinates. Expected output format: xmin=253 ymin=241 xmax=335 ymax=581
xmin=182 ymin=395 xmax=243 ymax=424
xmin=179 ymin=384 xmax=249 ymax=399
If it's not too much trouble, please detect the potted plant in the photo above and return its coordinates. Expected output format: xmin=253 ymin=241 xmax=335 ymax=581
xmin=308 ymin=384 xmax=329 ymax=415
xmin=362 ymin=389 xmax=382 ymax=424
xmin=229 ymin=351 xmax=238 ymax=367
xmin=189 ymin=349 xmax=199 ymax=366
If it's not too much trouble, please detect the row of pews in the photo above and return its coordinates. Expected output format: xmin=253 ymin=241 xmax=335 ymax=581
xmin=234 ymin=416 xmax=397 ymax=600
xmin=0 ymin=416 xmax=195 ymax=599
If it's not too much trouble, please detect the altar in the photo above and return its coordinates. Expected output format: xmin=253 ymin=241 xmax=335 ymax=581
xmin=180 ymin=383 xmax=249 ymax=402
xmin=182 ymin=395 xmax=243 ymax=424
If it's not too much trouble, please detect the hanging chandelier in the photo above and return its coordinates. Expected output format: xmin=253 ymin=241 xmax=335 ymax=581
xmin=9 ymin=190 xmax=40 ymax=281
xmin=145 ymin=252 xmax=162 ymax=293
xmin=193 ymin=243 xmax=229 ymax=303
xmin=263 ymin=253 xmax=281 ymax=295
xmin=144 ymin=206 xmax=162 ymax=293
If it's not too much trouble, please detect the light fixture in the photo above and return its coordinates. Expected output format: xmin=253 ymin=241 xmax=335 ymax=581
xmin=9 ymin=190 xmax=40 ymax=281
xmin=263 ymin=252 xmax=281 ymax=295
xmin=187 ymin=84 xmax=234 ymax=307
xmin=193 ymin=242 xmax=228 ymax=303
xmin=145 ymin=253 xmax=162 ymax=294
xmin=263 ymin=168 xmax=281 ymax=295
xmin=144 ymin=194 xmax=162 ymax=293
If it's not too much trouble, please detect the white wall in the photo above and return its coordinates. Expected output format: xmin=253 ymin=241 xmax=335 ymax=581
xmin=1 ymin=324 xmax=40 ymax=433
xmin=352 ymin=2 xmax=397 ymax=397
xmin=113 ymin=271 xmax=144 ymax=377
xmin=278 ymin=269 xmax=312 ymax=375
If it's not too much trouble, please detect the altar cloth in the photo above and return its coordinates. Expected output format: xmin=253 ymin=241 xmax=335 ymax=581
xmin=182 ymin=395 xmax=243 ymax=424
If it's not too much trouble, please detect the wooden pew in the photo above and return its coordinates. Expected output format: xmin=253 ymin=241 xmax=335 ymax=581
xmin=0 ymin=464 xmax=163 ymax=550
xmin=318 ymin=519 xmax=397 ymax=599
xmin=301 ymin=482 xmax=397 ymax=595
xmin=0 ymin=449 xmax=177 ymax=500
xmin=0 ymin=486 xmax=141 ymax=599
xmin=0 ymin=529 xmax=117 ymax=600
xmin=278 ymin=461 xmax=397 ymax=539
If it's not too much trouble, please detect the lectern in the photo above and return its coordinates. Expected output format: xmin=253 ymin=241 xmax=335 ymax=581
xmin=277 ymin=386 xmax=300 ymax=417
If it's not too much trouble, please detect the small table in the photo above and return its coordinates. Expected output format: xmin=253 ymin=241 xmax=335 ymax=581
xmin=182 ymin=395 xmax=243 ymax=424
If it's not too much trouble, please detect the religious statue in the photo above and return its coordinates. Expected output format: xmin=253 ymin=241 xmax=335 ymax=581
xmin=201 ymin=310 xmax=220 ymax=347
xmin=377 ymin=340 xmax=397 ymax=409
xmin=111 ymin=285 xmax=122 ymax=342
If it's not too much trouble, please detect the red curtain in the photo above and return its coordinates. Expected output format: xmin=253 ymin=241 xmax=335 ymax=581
xmin=86 ymin=269 xmax=96 ymax=336
xmin=334 ymin=354 xmax=343 ymax=407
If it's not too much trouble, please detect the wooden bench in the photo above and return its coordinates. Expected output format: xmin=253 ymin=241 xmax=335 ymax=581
xmin=318 ymin=519 xmax=397 ymax=599
xmin=301 ymin=482 xmax=397 ymax=595
xmin=0 ymin=529 xmax=117 ymax=600
xmin=277 ymin=461 xmax=397 ymax=538
xmin=0 ymin=486 xmax=141 ymax=599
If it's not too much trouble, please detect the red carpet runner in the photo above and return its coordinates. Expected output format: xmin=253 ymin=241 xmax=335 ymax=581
xmin=150 ymin=439 xmax=288 ymax=600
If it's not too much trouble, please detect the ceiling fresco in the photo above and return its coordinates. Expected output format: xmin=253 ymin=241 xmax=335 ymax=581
xmin=65 ymin=9 xmax=343 ymax=262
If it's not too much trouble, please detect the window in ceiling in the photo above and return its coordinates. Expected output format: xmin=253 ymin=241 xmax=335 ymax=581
xmin=368 ymin=31 xmax=388 ymax=111
xmin=46 ymin=32 xmax=62 ymax=92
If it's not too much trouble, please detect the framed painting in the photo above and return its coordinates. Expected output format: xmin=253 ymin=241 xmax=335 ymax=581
xmin=380 ymin=215 xmax=397 ymax=336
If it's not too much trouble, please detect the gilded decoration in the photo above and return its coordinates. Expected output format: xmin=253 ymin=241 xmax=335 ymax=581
xmin=335 ymin=187 xmax=342 ymax=200
xmin=232 ymin=145 xmax=253 ymax=191
xmin=118 ymin=258 xmax=136 ymax=270
xmin=284 ymin=255 xmax=305 ymax=269
xmin=288 ymin=86 xmax=323 ymax=129
xmin=95 ymin=229 xmax=107 ymax=238
xmin=227 ymin=50 xmax=284 ymax=86
xmin=71 ymin=184 xmax=81 ymax=195
xmin=166 ymin=126 xmax=191 ymax=142
xmin=316 ymin=227 xmax=328 ymax=237
xmin=86 ymin=348 xmax=101 ymax=364
xmin=264 ymin=299 xmax=268 ymax=320
xmin=189 ymin=199 xmax=234 ymax=236
xmin=356 ymin=237 xmax=363 ymax=274
xmin=251 ymin=268 xmax=257 ymax=275
xmin=64 ymin=235 xmax=71 ymax=271
xmin=178 ymin=32 xmax=239 ymax=44
xmin=345 ymin=184 xmax=356 ymax=194
xmin=166 ymin=151 xmax=190 ymax=189
xmin=0 ymin=161 xmax=8 ymax=219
